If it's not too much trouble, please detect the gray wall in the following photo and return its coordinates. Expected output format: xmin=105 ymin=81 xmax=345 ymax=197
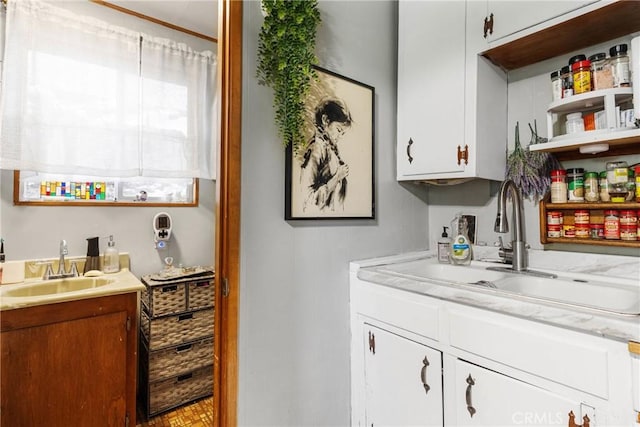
xmin=239 ymin=1 xmax=429 ymax=425
xmin=0 ymin=2 xmax=217 ymax=276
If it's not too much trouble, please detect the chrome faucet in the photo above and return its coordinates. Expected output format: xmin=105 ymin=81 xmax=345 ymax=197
xmin=494 ymin=180 xmax=527 ymax=271
xmin=488 ymin=180 xmax=557 ymax=279
xmin=43 ymin=240 xmax=78 ymax=280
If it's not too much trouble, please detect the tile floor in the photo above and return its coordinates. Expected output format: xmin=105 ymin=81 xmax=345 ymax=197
xmin=137 ymin=397 xmax=214 ymax=427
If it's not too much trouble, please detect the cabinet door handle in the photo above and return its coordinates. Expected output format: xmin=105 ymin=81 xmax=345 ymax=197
xmin=483 ymin=13 xmax=494 ymax=38
xmin=178 ymin=313 xmax=194 ymax=321
xmin=420 ymin=356 xmax=430 ymax=394
xmin=368 ymin=331 xmax=375 ymax=354
xmin=567 ymin=410 xmax=591 ymax=427
xmin=457 ymin=144 xmax=469 ymax=165
xmin=406 ymin=138 xmax=414 ymax=164
xmin=465 ymin=374 xmax=476 ymax=418
xmin=176 ymin=343 xmax=193 ymax=354
xmin=162 ymin=285 xmax=178 ymax=292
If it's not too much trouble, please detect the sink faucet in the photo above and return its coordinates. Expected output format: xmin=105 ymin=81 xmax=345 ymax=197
xmin=58 ymin=239 xmax=69 ymax=276
xmin=43 ymin=240 xmax=78 ymax=280
xmin=494 ymin=180 xmax=527 ymax=271
xmin=489 ymin=180 xmax=557 ymax=279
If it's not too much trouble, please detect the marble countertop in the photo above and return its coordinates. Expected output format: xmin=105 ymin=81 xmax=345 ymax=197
xmin=352 ymin=249 xmax=640 ymax=343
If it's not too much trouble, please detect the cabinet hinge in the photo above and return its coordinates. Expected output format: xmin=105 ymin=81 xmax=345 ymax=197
xmin=457 ymin=144 xmax=469 ymax=165
xmin=368 ymin=331 xmax=375 ymax=354
xmin=126 ymin=317 xmax=131 ymax=332
xmin=222 ymin=277 xmax=229 ymax=298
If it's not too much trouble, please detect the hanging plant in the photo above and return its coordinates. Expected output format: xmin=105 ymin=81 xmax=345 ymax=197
xmin=256 ymin=0 xmax=322 ymax=152
xmin=505 ymin=121 xmax=561 ymax=202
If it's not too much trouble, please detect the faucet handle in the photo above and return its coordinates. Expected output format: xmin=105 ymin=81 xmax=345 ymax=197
xmin=43 ymin=263 xmax=54 ymax=280
xmin=69 ymin=261 xmax=79 ymax=277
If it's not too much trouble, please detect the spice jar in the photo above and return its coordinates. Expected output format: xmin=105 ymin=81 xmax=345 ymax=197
xmin=584 ymin=171 xmax=599 ymax=202
xmin=547 ymin=211 xmax=564 ymax=225
xmin=571 ymin=59 xmax=591 ymax=94
xmin=604 ymin=210 xmax=620 ymax=240
xmin=550 ymin=169 xmax=567 ymax=203
xmin=609 ymin=44 xmax=630 ymax=88
xmin=563 ymin=225 xmax=576 ymax=238
xmin=635 ymin=166 xmax=640 ymax=203
xmin=589 ymin=53 xmax=613 ymax=90
xmin=620 ymin=210 xmax=638 ymax=226
xmin=565 ymin=112 xmax=584 ymax=134
xmin=561 ymin=66 xmax=573 ymax=98
xmin=550 ymin=70 xmax=563 ymax=102
xmin=599 ymin=171 xmax=610 ymax=202
xmin=621 ymin=224 xmax=637 ymax=241
xmin=626 ymin=169 xmax=636 ymax=201
xmin=567 ymin=168 xmax=584 ymax=202
xmin=606 ymin=161 xmax=629 ymax=203
xmin=589 ymin=223 xmax=604 ymax=240
xmin=547 ymin=224 xmax=562 ymax=238
xmin=574 ymin=209 xmax=590 ymax=225
xmin=575 ymin=225 xmax=590 ymax=239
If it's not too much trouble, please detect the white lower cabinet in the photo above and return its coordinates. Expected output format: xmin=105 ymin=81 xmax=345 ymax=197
xmin=454 ymin=359 xmax=585 ymax=427
xmin=364 ymin=325 xmax=443 ymax=427
xmin=350 ymin=274 xmax=632 ymax=427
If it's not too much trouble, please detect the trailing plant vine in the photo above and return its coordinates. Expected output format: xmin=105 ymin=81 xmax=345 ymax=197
xmin=256 ymin=0 xmax=322 ymax=152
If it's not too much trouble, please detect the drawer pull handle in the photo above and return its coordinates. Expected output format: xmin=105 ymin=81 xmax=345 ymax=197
xmin=176 ymin=344 xmax=193 ymax=353
xmin=177 ymin=373 xmax=193 ymax=382
xmin=465 ymin=374 xmax=476 ymax=418
xmin=420 ymin=356 xmax=430 ymax=394
xmin=162 ymin=285 xmax=178 ymax=293
xmin=178 ymin=313 xmax=194 ymax=321
xmin=195 ymin=282 xmax=210 ymax=287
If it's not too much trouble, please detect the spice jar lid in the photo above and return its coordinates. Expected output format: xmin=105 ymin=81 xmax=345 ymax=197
xmin=550 ymin=70 xmax=560 ymax=79
xmin=566 ymin=112 xmax=583 ymax=120
xmin=609 ymin=44 xmax=628 ymax=57
xmin=571 ymin=60 xmax=591 ymax=71
xmin=566 ymin=168 xmax=584 ymax=175
xmin=604 ymin=210 xmax=619 ymax=215
xmin=584 ymin=171 xmax=598 ymax=178
xmin=588 ymin=53 xmax=607 ymax=62
xmin=635 ymin=166 xmax=640 ymax=174
xmin=568 ymin=54 xmax=587 ymax=65
xmin=561 ymin=65 xmax=570 ymax=74
xmin=599 ymin=171 xmax=608 ymax=178
xmin=550 ymin=169 xmax=566 ymax=176
xmin=590 ymin=224 xmax=604 ymax=228
xmin=620 ymin=210 xmax=637 ymax=216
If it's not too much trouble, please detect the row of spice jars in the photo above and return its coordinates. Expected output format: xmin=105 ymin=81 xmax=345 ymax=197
xmin=546 ymin=209 xmax=639 ymax=241
xmin=550 ymin=44 xmax=631 ymax=101
xmin=550 ymin=162 xmax=640 ymax=203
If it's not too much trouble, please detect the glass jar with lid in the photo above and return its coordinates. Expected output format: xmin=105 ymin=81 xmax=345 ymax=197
xmin=565 ymin=112 xmax=584 ymax=134
xmin=589 ymin=53 xmax=613 ymax=90
xmin=584 ymin=171 xmax=599 ymax=202
xmin=606 ymin=161 xmax=629 ymax=203
xmin=571 ymin=59 xmax=591 ymax=94
xmin=609 ymin=44 xmax=630 ymax=87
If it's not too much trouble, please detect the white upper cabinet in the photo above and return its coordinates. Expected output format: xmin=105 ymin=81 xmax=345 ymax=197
xmin=396 ymin=1 xmax=507 ymax=182
xmin=482 ymin=1 xmax=597 ymax=45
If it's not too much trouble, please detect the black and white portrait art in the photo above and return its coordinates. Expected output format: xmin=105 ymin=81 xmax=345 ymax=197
xmin=286 ymin=66 xmax=374 ymax=220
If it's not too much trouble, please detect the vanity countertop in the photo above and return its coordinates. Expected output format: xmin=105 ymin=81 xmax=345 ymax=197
xmin=352 ymin=249 xmax=640 ymax=343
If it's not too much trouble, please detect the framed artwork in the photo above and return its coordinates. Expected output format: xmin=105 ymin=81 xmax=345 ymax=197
xmin=285 ymin=65 xmax=375 ymax=220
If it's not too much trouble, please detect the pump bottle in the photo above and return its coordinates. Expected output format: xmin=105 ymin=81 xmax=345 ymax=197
xmin=103 ymin=235 xmax=120 ymax=274
xmin=450 ymin=215 xmax=473 ymax=266
xmin=437 ymin=226 xmax=451 ymax=264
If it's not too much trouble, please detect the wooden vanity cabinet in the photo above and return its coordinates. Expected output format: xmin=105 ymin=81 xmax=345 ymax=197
xmin=0 ymin=293 xmax=139 ymax=427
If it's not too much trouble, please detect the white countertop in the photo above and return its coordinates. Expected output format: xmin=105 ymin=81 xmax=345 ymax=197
xmin=352 ymin=249 xmax=640 ymax=343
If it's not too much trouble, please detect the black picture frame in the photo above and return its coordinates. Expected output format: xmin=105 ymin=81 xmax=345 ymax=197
xmin=285 ymin=66 xmax=375 ymax=220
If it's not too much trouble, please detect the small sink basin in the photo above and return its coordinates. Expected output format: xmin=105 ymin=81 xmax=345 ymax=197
xmin=3 ymin=277 xmax=114 ymax=298
xmin=493 ymin=275 xmax=640 ymax=315
xmin=376 ymin=259 xmax=509 ymax=284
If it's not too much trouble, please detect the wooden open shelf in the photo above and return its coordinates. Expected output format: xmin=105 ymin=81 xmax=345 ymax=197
xmin=539 ymin=197 xmax=640 ymax=248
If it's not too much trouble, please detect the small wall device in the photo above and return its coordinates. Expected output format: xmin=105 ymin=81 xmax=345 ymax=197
xmin=153 ymin=212 xmax=172 ymax=249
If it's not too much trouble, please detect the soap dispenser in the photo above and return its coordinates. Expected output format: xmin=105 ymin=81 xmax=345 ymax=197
xmin=103 ymin=235 xmax=120 ymax=274
xmin=437 ymin=226 xmax=451 ymax=264
xmin=84 ymin=237 xmax=101 ymax=274
xmin=450 ymin=214 xmax=472 ymax=266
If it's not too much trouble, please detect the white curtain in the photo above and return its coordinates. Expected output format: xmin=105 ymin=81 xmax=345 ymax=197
xmin=0 ymin=0 xmax=217 ymax=179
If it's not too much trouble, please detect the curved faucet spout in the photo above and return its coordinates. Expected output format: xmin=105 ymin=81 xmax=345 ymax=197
xmin=494 ymin=179 xmax=527 ymax=271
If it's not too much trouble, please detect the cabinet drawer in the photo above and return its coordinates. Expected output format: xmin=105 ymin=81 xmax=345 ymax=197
xmin=448 ymin=309 xmax=608 ymax=398
xmin=148 ymin=337 xmax=214 ymax=382
xmin=149 ymin=365 xmax=213 ymax=416
xmin=142 ymin=282 xmax=187 ymax=317
xmin=354 ymin=283 xmax=439 ymax=341
xmin=188 ymin=280 xmax=215 ymax=311
xmin=141 ymin=308 xmax=214 ymax=351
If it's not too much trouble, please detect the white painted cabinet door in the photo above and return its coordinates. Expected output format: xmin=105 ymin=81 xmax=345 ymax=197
xmin=484 ymin=0 xmax=597 ymax=44
xmin=454 ymin=359 xmax=588 ymax=427
xmin=396 ymin=0 xmax=466 ymax=180
xmin=364 ymin=325 xmax=443 ymax=427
